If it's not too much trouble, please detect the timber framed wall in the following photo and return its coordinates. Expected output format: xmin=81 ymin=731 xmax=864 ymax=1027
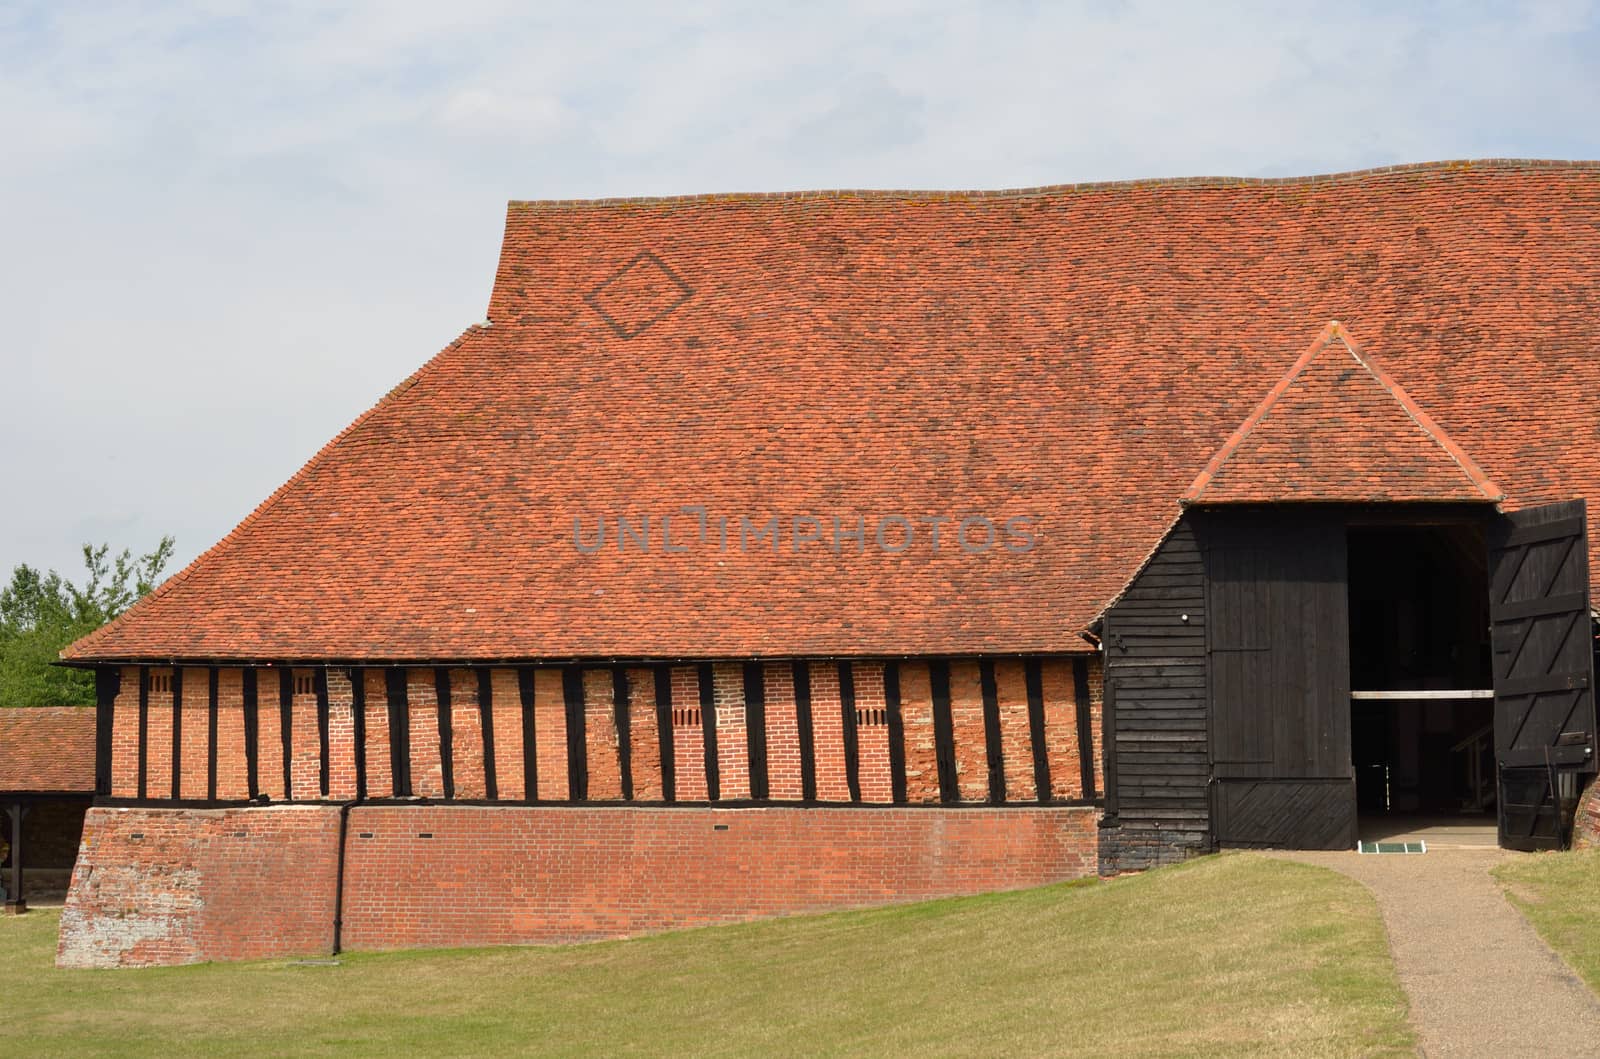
xmin=96 ymin=658 xmax=1102 ymax=811
xmin=68 ymin=655 xmax=1106 ymax=967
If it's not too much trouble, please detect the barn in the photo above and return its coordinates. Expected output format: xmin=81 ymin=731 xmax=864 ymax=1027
xmin=56 ymin=160 xmax=1600 ymax=968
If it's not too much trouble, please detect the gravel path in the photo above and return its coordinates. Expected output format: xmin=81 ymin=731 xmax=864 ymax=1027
xmin=1275 ymin=848 xmax=1600 ymax=1058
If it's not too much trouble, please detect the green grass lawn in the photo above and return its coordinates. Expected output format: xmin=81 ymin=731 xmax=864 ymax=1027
xmin=8 ymin=852 xmax=1411 ymax=1057
xmin=1495 ymin=848 xmax=1600 ymax=992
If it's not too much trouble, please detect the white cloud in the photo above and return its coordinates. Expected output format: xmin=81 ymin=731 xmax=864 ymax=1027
xmin=2 ymin=0 xmax=1598 ymax=578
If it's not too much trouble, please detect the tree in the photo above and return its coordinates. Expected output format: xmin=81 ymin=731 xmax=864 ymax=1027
xmin=0 ymin=538 xmax=174 ymax=708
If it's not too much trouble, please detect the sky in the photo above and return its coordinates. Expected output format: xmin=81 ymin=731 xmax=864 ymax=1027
xmin=4 ymin=1 xmax=1600 ymax=583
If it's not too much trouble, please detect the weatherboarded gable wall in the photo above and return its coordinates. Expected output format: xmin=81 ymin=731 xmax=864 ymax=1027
xmin=1098 ymin=519 xmax=1212 ymax=872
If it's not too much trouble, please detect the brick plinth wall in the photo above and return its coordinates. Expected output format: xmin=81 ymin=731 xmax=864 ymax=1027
xmin=57 ymin=806 xmax=341 ymax=968
xmin=1573 ymin=772 xmax=1600 ymax=850
xmin=58 ymin=804 xmax=1097 ymax=967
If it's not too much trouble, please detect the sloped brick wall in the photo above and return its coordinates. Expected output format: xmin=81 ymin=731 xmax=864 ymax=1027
xmin=1573 ymin=772 xmax=1600 ymax=850
xmin=57 ymin=806 xmax=340 ymax=968
xmin=342 ymin=804 xmax=1097 ymax=950
xmin=58 ymin=803 xmax=1096 ymax=967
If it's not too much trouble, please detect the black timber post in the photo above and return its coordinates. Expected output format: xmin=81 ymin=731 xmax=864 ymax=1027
xmin=794 ymin=662 xmax=817 ymax=802
xmin=612 ymin=667 xmax=633 ymax=801
xmin=884 ymin=661 xmax=907 ymax=804
xmin=279 ymin=669 xmax=294 ymax=799
xmin=742 ymin=659 xmax=768 ymax=799
xmin=929 ymin=660 xmax=958 ymax=802
xmin=386 ymin=669 xmax=411 ymax=797
xmin=697 ymin=662 xmax=720 ymax=801
xmin=350 ymin=669 xmax=368 ymax=801
xmin=517 ymin=667 xmax=536 ymax=800
xmin=654 ymin=666 xmax=675 ymax=802
xmin=6 ymin=803 xmax=24 ymax=911
xmin=477 ymin=668 xmax=497 ymax=802
xmin=563 ymin=667 xmax=588 ymax=801
xmin=979 ymin=660 xmax=1005 ymax=803
xmin=242 ymin=668 xmax=260 ymax=799
xmin=315 ymin=668 xmax=331 ymax=798
xmin=170 ymin=666 xmax=183 ymax=801
xmin=93 ymin=667 xmax=119 ymax=796
xmin=1025 ymin=660 xmax=1052 ymax=803
xmin=743 ymin=663 xmax=768 ymax=800
xmin=1072 ymin=657 xmax=1096 ymax=800
xmin=136 ymin=665 xmax=149 ymax=801
xmin=206 ymin=667 xmax=219 ymax=802
xmin=839 ymin=661 xmax=862 ymax=803
xmin=434 ymin=668 xmax=454 ymax=800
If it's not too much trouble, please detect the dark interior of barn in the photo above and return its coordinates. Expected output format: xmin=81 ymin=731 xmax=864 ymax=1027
xmin=1347 ymin=523 xmax=1494 ymax=820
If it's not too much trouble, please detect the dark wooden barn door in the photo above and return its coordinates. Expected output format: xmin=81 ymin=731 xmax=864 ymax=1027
xmin=1488 ymin=500 xmax=1597 ymax=851
xmin=1201 ymin=512 xmax=1356 ymax=849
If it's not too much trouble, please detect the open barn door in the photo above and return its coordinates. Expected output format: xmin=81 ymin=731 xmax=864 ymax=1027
xmin=1488 ymin=500 xmax=1597 ymax=850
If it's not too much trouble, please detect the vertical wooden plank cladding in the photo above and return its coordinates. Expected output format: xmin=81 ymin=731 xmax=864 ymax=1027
xmin=1198 ymin=509 xmax=1354 ymax=850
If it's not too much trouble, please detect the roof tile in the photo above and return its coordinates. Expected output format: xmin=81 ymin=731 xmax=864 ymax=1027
xmin=62 ymin=159 xmax=1600 ymax=662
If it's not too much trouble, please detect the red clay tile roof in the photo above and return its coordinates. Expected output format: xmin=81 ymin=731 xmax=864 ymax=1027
xmin=0 ymin=708 xmax=96 ymax=793
xmin=63 ymin=159 xmax=1600 ymax=663
xmin=1183 ymin=322 xmax=1503 ymax=504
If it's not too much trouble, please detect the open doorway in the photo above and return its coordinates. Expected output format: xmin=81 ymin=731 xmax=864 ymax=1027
xmin=1348 ymin=523 xmax=1496 ymax=843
